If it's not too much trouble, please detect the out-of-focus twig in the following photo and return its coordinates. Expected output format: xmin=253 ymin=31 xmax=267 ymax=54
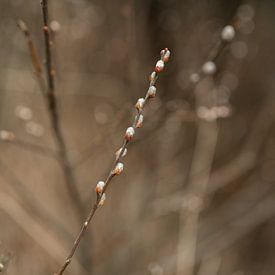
xmin=0 ymin=191 xmax=88 ymax=275
xmin=208 ymin=98 xmax=275 ymax=194
xmin=176 ymin=17 xmax=238 ymax=274
xmin=19 ymin=5 xmax=92 ymax=270
xmin=40 ymin=1 xmax=94 ymax=271
xmin=54 ymin=48 xmax=171 ymax=275
xmin=17 ymin=19 xmax=43 ymax=75
xmin=198 ymin=192 xmax=275 ymax=261
xmin=176 ymin=78 xmax=219 ymax=275
xmin=40 ymin=0 xmax=84 ymax=219
xmin=18 ymin=15 xmax=84 ymax=215
xmin=17 ymin=19 xmax=47 ymax=98
xmin=0 ymin=131 xmax=57 ymax=159
xmin=29 ymin=0 xmax=85 ymax=218
xmin=0 ymin=159 xmax=74 ymax=244
xmin=197 ymin=255 xmax=221 ymax=275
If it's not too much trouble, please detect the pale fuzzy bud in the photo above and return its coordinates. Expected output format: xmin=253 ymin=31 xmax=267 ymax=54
xmin=155 ymin=60 xmax=165 ymax=73
xmin=221 ymin=25 xmax=235 ymax=42
xmin=15 ymin=105 xmax=33 ymax=121
xmin=115 ymin=147 xmax=127 ymax=159
xmin=0 ymin=263 xmax=4 ymax=271
xmin=150 ymin=71 xmax=157 ymax=82
xmin=17 ymin=20 xmax=28 ymax=32
xmin=190 ymin=73 xmax=200 ymax=83
xmin=160 ymin=47 xmax=169 ymax=56
xmin=163 ymin=50 xmax=171 ymax=62
xmin=95 ymin=181 xmax=105 ymax=194
xmin=136 ymin=115 xmax=144 ymax=128
xmin=25 ymin=121 xmax=44 ymax=137
xmin=0 ymin=130 xmax=15 ymax=141
xmin=135 ymin=98 xmax=145 ymax=110
xmin=113 ymin=162 xmax=124 ymax=175
xmin=50 ymin=20 xmax=61 ymax=32
xmin=147 ymin=86 xmax=157 ymax=98
xmin=202 ymin=61 xmax=216 ymax=75
xmin=98 ymin=193 xmax=106 ymax=206
xmin=125 ymin=127 xmax=135 ymax=141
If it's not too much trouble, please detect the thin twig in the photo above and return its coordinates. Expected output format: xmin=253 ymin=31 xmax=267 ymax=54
xmin=40 ymin=0 xmax=85 ymax=219
xmin=39 ymin=2 xmax=95 ymax=271
xmin=17 ymin=19 xmax=47 ymax=98
xmin=17 ymin=19 xmax=43 ymax=75
xmin=176 ymin=103 xmax=219 ymax=275
xmin=18 ymin=13 xmax=83 ymax=220
xmin=19 ymin=5 xmax=93 ymax=271
xmin=0 ymin=136 xmax=57 ymax=158
xmin=54 ymin=48 xmax=171 ymax=275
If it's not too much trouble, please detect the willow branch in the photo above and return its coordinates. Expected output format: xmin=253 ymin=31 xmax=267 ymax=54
xmin=54 ymin=48 xmax=171 ymax=275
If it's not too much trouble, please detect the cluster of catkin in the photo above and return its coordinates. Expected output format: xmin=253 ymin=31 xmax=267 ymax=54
xmin=192 ymin=25 xmax=235 ymax=81
xmin=95 ymin=48 xmax=171 ymax=207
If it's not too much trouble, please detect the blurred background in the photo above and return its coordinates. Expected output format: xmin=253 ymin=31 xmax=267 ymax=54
xmin=0 ymin=0 xmax=275 ymax=274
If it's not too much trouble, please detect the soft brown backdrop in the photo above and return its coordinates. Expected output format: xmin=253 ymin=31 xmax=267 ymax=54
xmin=0 ymin=0 xmax=275 ymax=274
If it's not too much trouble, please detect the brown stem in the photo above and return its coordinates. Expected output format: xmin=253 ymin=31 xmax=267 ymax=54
xmin=17 ymin=19 xmax=43 ymax=75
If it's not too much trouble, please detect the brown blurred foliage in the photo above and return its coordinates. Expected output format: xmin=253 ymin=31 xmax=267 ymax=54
xmin=0 ymin=0 xmax=275 ymax=274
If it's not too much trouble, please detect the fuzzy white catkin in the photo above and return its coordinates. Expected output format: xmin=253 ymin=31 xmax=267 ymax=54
xmin=221 ymin=25 xmax=235 ymax=42
xmin=202 ymin=61 xmax=216 ymax=75
xmin=125 ymin=127 xmax=135 ymax=140
xmin=95 ymin=181 xmax=105 ymax=194
xmin=147 ymin=86 xmax=157 ymax=98
xmin=135 ymin=98 xmax=145 ymax=110
xmin=155 ymin=60 xmax=165 ymax=72
xmin=116 ymin=147 xmax=127 ymax=159
xmin=113 ymin=162 xmax=124 ymax=175
xmin=136 ymin=115 xmax=144 ymax=128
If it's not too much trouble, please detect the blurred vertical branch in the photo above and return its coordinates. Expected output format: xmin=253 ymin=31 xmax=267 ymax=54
xmin=176 ymin=78 xmax=219 ymax=275
xmin=17 ymin=19 xmax=47 ymax=98
xmin=40 ymin=0 xmax=84 ymax=219
xmin=176 ymin=16 xmax=238 ymax=273
xmin=17 ymin=1 xmax=94 ymax=272
xmin=39 ymin=1 xmax=96 ymax=273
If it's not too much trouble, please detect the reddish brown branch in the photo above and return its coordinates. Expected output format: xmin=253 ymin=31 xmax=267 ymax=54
xmin=17 ymin=19 xmax=43 ymax=75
